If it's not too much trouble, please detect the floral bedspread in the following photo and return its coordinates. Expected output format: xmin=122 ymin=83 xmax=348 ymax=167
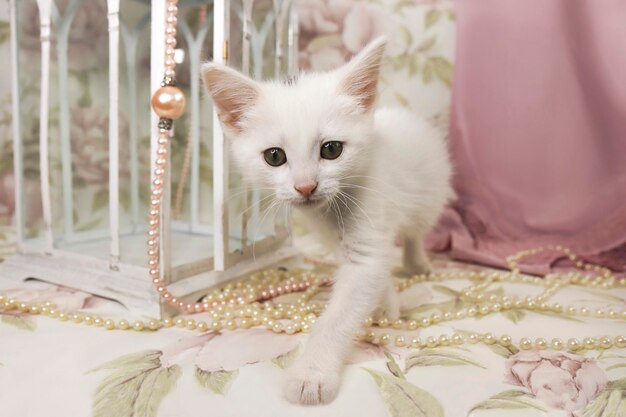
xmin=1 ymin=255 xmax=625 ymax=417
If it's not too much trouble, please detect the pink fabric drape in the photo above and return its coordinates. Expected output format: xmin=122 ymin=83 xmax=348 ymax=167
xmin=428 ymin=0 xmax=626 ymax=274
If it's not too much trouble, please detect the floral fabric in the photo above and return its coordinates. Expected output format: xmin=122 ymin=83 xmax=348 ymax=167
xmin=1 ymin=256 xmax=626 ymax=417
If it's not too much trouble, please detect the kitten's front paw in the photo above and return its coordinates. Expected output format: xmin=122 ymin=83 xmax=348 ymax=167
xmin=284 ymin=365 xmax=340 ymax=405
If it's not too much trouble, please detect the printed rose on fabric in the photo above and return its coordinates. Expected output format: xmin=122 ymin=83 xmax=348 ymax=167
xmin=297 ymin=0 xmax=386 ymax=71
xmin=504 ymin=350 xmax=608 ymax=415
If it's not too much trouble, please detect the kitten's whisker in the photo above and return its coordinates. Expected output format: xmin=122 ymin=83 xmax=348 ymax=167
xmin=339 ymin=175 xmax=403 ymax=193
xmin=337 ymin=190 xmax=375 ymax=228
xmin=236 ymin=192 xmax=277 ymax=220
xmin=332 ymin=197 xmax=346 ymax=243
xmin=281 ymin=201 xmax=293 ymax=240
xmin=225 ymin=186 xmax=275 ymax=204
xmin=340 ymin=182 xmax=402 ymax=207
xmin=335 ymin=192 xmax=358 ymax=225
xmin=251 ymin=197 xmax=280 ymax=263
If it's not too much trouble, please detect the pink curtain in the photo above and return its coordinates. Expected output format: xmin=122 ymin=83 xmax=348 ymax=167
xmin=428 ymin=0 xmax=626 ymax=274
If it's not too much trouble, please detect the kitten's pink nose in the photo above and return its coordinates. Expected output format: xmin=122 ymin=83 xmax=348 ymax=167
xmin=294 ymin=182 xmax=317 ymax=198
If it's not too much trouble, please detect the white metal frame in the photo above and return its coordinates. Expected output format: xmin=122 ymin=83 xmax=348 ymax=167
xmin=1 ymin=0 xmax=300 ymax=318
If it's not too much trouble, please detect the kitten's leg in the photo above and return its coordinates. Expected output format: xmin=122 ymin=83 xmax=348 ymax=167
xmin=284 ymin=251 xmax=389 ymax=405
xmin=403 ymin=231 xmax=432 ymax=275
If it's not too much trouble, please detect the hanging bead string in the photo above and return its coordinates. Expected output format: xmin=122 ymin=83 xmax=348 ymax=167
xmin=148 ymin=0 xmax=198 ymax=314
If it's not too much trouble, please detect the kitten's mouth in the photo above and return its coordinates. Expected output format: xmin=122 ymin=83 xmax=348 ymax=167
xmin=291 ymin=198 xmax=326 ymax=209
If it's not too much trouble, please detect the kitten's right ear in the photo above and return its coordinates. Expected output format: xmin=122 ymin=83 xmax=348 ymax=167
xmin=201 ymin=63 xmax=260 ymax=135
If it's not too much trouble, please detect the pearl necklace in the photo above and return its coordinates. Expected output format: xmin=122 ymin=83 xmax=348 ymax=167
xmin=1 ymin=245 xmax=625 ymax=353
xmin=3 ymin=1 xmax=625 ymax=354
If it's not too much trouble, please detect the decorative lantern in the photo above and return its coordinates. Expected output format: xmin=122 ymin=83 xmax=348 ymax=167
xmin=1 ymin=0 xmax=299 ymax=318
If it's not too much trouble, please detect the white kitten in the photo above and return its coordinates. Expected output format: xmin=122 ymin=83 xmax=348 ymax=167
xmin=202 ymin=37 xmax=453 ymax=405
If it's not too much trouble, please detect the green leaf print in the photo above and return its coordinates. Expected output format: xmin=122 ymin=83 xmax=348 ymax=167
xmin=470 ymin=390 xmax=547 ymax=414
xmin=364 ymin=368 xmax=444 ymax=417
xmin=1 ymin=315 xmax=36 ymax=331
xmin=90 ymin=350 xmax=180 ymax=417
xmin=195 ymin=368 xmax=239 ymax=395
xmin=405 ymin=348 xmax=486 ymax=371
xmin=424 ymin=10 xmax=441 ymax=29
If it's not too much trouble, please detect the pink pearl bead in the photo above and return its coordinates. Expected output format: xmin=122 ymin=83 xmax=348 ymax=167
xmin=152 ymin=86 xmax=185 ymax=119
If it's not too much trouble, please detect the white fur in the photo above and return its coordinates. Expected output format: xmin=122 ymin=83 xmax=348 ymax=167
xmin=202 ymin=37 xmax=453 ymax=405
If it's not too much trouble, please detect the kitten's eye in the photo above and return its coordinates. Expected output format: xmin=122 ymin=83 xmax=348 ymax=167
xmin=263 ymin=147 xmax=287 ymax=167
xmin=320 ymin=141 xmax=343 ymax=160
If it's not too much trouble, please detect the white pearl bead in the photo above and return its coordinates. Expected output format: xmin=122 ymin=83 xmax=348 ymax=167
xmin=395 ymin=336 xmax=406 ymax=347
xmin=411 ymin=337 xmax=422 ymax=348
xmin=519 ymin=337 xmax=532 ymax=350
xmin=567 ymin=338 xmax=581 ymax=351
xmin=499 ymin=335 xmax=512 ymax=346
xmin=551 ymin=338 xmax=564 ymax=350
xmin=535 ymin=338 xmax=547 ymax=350
xmin=426 ymin=336 xmax=438 ymax=348
xmin=599 ymin=337 xmax=612 ymax=349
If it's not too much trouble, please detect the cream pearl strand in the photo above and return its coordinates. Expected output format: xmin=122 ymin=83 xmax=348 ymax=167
xmin=1 ymin=245 xmax=626 ymax=353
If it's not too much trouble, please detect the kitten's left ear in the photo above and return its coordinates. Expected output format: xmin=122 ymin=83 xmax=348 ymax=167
xmin=339 ymin=36 xmax=387 ymax=113
xmin=201 ymin=62 xmax=260 ymax=136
